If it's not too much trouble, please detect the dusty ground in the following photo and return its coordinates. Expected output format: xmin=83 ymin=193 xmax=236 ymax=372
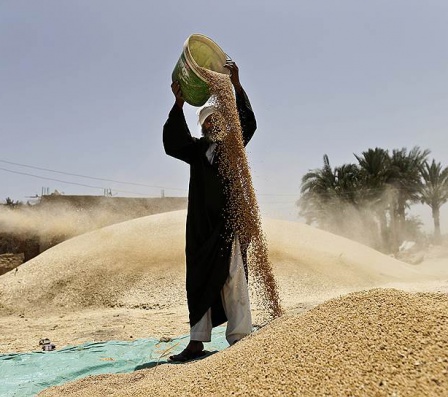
xmin=0 ymin=307 xmax=190 ymax=353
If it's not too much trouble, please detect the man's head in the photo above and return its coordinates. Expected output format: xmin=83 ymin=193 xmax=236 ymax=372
xmin=198 ymin=105 xmax=222 ymax=142
xmin=198 ymin=106 xmax=216 ymax=127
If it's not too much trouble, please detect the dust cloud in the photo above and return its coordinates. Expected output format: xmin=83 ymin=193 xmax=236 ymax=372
xmin=0 ymin=205 xmax=116 ymax=239
xmin=0 ymin=197 xmax=186 ymax=245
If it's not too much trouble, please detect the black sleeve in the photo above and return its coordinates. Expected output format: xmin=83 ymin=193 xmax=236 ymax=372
xmin=236 ymin=88 xmax=257 ymax=146
xmin=162 ymin=104 xmax=198 ymax=164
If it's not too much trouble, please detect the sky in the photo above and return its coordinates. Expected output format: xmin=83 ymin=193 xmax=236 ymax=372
xmin=1 ymin=0 xmax=447 ymax=233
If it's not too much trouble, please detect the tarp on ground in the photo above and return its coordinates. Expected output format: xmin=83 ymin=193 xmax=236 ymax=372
xmin=0 ymin=327 xmax=228 ymax=397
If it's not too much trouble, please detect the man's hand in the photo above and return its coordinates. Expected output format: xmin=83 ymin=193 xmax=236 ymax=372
xmin=224 ymin=60 xmax=243 ymax=94
xmin=171 ymin=81 xmax=184 ymax=108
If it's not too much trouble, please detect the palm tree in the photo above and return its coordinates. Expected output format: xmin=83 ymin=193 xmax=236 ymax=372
xmin=299 ymin=154 xmax=337 ymax=227
xmin=355 ymin=148 xmax=391 ymax=196
xmin=299 ymin=156 xmax=365 ymax=237
xmin=354 ymin=146 xmax=429 ymax=252
xmin=334 ymin=163 xmax=362 ymax=205
xmin=355 ymin=148 xmax=393 ymax=251
xmin=299 ymin=147 xmax=431 ymax=252
xmin=387 ymin=147 xmax=430 ymax=252
xmin=419 ymin=159 xmax=448 ymax=242
xmin=389 ymin=147 xmax=430 ymax=211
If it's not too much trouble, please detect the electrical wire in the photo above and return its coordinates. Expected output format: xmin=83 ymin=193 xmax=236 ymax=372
xmin=0 ymin=159 xmax=299 ymax=198
xmin=0 ymin=159 xmax=185 ymax=191
xmin=0 ymin=167 xmax=161 ymax=196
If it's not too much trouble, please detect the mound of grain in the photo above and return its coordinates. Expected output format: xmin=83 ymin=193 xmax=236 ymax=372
xmin=39 ymin=288 xmax=448 ymax=396
xmin=0 ymin=211 xmax=187 ymax=313
xmin=261 ymin=217 xmax=441 ymax=307
xmin=2 ymin=210 xmax=444 ymax=354
xmin=0 ymin=211 xmax=435 ymax=316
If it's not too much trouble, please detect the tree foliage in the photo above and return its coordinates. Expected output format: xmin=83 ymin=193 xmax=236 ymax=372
xmin=298 ymin=146 xmax=445 ymax=252
xmin=3 ymin=197 xmax=23 ymax=209
xmin=419 ymin=160 xmax=448 ymax=242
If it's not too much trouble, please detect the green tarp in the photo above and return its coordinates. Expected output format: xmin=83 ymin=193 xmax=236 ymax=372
xmin=0 ymin=327 xmax=228 ymax=397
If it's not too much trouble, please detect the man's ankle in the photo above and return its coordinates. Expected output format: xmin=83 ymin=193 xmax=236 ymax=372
xmin=188 ymin=340 xmax=203 ymax=351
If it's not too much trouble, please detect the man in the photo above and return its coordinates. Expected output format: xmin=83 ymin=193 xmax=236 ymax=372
xmin=163 ymin=60 xmax=257 ymax=362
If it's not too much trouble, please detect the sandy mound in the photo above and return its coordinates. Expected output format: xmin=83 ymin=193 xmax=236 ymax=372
xmin=39 ymin=288 xmax=448 ymax=397
xmin=262 ymin=217 xmax=438 ymax=307
xmin=1 ymin=210 xmax=446 ymax=355
xmin=0 ymin=210 xmax=436 ymax=315
xmin=0 ymin=211 xmax=187 ymax=313
xmin=1 ymin=210 xmax=447 ymax=394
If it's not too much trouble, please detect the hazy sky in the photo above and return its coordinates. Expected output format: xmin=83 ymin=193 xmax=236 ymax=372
xmin=1 ymin=1 xmax=447 ymax=231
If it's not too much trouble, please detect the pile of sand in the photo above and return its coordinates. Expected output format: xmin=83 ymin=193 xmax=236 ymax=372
xmin=0 ymin=211 xmax=189 ymax=353
xmin=40 ymin=288 xmax=448 ymax=396
xmin=0 ymin=210 xmax=437 ymax=315
xmin=0 ymin=210 xmax=447 ymax=395
xmin=0 ymin=211 xmax=187 ymax=313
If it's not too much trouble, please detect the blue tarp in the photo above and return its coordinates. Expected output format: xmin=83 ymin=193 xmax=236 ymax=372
xmin=0 ymin=327 xmax=228 ymax=397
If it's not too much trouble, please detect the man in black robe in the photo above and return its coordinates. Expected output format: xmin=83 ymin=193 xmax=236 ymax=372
xmin=163 ymin=60 xmax=257 ymax=362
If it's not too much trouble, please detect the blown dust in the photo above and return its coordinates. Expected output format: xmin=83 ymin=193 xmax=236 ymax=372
xmin=1 ymin=75 xmax=448 ymax=394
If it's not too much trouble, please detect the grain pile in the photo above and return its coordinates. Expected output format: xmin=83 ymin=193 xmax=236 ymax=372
xmin=200 ymin=67 xmax=282 ymax=320
xmin=0 ymin=211 xmax=188 ymax=314
xmin=39 ymin=288 xmax=448 ymax=396
xmin=2 ymin=211 xmax=443 ymax=353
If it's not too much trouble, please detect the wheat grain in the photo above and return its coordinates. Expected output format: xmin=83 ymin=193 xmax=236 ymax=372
xmin=200 ymin=68 xmax=283 ymax=320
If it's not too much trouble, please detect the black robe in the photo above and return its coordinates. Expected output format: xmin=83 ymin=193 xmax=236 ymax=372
xmin=163 ymin=89 xmax=257 ymax=327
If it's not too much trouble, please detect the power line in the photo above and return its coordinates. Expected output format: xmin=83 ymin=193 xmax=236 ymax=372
xmin=0 ymin=159 xmax=185 ymax=191
xmin=0 ymin=167 xmax=152 ymax=196
xmin=0 ymin=158 xmax=299 ymax=197
xmin=3 ymin=158 xmax=422 ymax=200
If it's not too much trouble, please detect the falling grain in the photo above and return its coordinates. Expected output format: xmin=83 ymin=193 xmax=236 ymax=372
xmin=200 ymin=68 xmax=283 ymax=320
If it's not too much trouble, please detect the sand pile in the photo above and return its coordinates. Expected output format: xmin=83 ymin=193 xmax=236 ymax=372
xmin=0 ymin=211 xmax=434 ymax=316
xmin=1 ymin=209 xmax=447 ymax=394
xmin=1 ymin=210 xmax=445 ymax=354
xmin=39 ymin=288 xmax=448 ymax=396
xmin=261 ymin=217 xmax=441 ymax=308
xmin=0 ymin=211 xmax=187 ymax=313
